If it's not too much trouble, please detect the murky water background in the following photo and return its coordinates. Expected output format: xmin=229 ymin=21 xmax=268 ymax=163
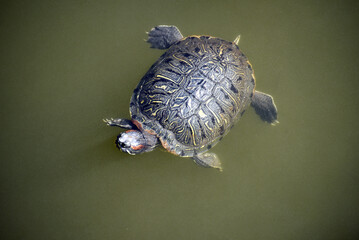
xmin=1 ymin=0 xmax=358 ymax=239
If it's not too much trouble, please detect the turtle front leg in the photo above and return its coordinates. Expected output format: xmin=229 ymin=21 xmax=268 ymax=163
xmin=103 ymin=118 xmax=137 ymax=130
xmin=193 ymin=152 xmax=222 ymax=171
xmin=147 ymin=25 xmax=183 ymax=49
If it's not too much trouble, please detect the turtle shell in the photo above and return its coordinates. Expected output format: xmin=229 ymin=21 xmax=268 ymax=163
xmin=130 ymin=35 xmax=255 ymax=157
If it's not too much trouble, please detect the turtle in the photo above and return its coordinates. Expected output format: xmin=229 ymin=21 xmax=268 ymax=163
xmin=104 ymin=25 xmax=278 ymax=170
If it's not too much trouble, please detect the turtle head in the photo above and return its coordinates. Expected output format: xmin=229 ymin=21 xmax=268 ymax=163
xmin=116 ymin=130 xmax=157 ymax=155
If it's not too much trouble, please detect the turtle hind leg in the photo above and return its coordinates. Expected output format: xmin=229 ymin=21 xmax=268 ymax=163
xmin=251 ymin=91 xmax=279 ymax=125
xmin=193 ymin=152 xmax=222 ymax=171
xmin=147 ymin=25 xmax=183 ymax=49
xmin=103 ymin=118 xmax=137 ymax=129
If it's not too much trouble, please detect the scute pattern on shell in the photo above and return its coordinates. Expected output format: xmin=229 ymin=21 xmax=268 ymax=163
xmin=130 ymin=36 xmax=255 ymax=157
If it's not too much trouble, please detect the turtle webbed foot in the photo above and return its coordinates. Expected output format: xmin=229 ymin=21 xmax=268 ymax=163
xmin=193 ymin=152 xmax=222 ymax=171
xmin=251 ymin=91 xmax=278 ymax=125
xmin=147 ymin=25 xmax=183 ymax=49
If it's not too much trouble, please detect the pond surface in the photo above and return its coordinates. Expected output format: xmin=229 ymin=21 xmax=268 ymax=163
xmin=1 ymin=0 xmax=358 ymax=239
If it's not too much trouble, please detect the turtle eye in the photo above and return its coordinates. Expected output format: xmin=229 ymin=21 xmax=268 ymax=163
xmin=116 ymin=139 xmax=130 ymax=150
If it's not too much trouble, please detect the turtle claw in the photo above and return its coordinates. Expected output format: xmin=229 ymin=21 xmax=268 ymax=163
xmin=103 ymin=118 xmax=118 ymax=126
xmin=271 ymin=120 xmax=280 ymax=126
xmin=103 ymin=118 xmax=112 ymax=125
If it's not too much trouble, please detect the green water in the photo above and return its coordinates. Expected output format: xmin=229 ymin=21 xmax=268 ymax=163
xmin=1 ymin=0 xmax=358 ymax=239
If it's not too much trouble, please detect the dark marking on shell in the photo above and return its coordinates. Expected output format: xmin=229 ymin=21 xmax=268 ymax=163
xmin=133 ymin=87 xmax=139 ymax=95
xmin=197 ymin=79 xmax=205 ymax=86
xmin=231 ymin=103 xmax=236 ymax=113
xmin=207 ymin=144 xmax=212 ymax=150
xmin=194 ymin=47 xmax=200 ymax=53
xmin=180 ymin=150 xmax=185 ymax=156
xmin=251 ymin=78 xmax=255 ymax=85
xmin=219 ymin=125 xmax=225 ymax=135
xmin=180 ymin=61 xmax=188 ymax=66
xmin=211 ymin=117 xmax=216 ymax=125
xmin=183 ymin=53 xmax=191 ymax=58
xmin=201 ymin=133 xmax=206 ymax=140
xmin=219 ymin=106 xmax=225 ymax=114
xmin=166 ymin=68 xmax=180 ymax=75
xmin=230 ymin=84 xmax=239 ymax=94
xmin=237 ymin=76 xmax=242 ymax=81
xmin=132 ymin=114 xmax=138 ymax=119
xmin=248 ymin=64 xmax=252 ymax=70
xmin=147 ymin=72 xmax=155 ymax=79
xmin=198 ymin=124 xmax=206 ymax=140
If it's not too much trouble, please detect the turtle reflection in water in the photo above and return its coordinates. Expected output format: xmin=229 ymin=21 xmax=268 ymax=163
xmin=104 ymin=25 xmax=278 ymax=171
